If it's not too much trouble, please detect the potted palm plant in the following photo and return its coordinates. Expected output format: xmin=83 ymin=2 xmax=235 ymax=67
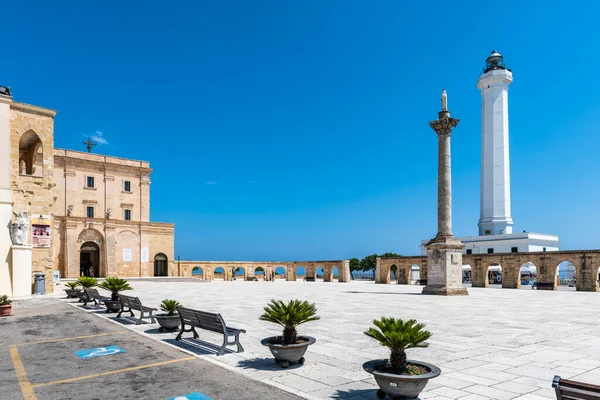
xmin=363 ymin=317 xmax=440 ymax=399
xmin=259 ymin=299 xmax=319 ymax=368
xmin=64 ymin=281 xmax=80 ymax=298
xmin=76 ymin=276 xmax=98 ymax=303
xmin=99 ymin=277 xmax=132 ymax=313
xmin=0 ymin=295 xmax=12 ymax=317
xmin=155 ymin=299 xmax=181 ymax=332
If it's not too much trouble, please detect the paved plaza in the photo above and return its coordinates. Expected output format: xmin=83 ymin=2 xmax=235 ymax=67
xmin=60 ymin=279 xmax=600 ymax=399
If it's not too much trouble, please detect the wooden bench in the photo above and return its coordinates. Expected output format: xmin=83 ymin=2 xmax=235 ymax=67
xmin=532 ymin=282 xmax=555 ymax=290
xmin=553 ymin=375 xmax=600 ymax=399
xmin=176 ymin=306 xmax=245 ymax=356
xmin=82 ymin=288 xmax=110 ymax=307
xmin=304 ymin=276 xmax=315 ymax=282
xmin=416 ymin=279 xmax=427 ymax=286
xmin=117 ymin=294 xmax=157 ymax=325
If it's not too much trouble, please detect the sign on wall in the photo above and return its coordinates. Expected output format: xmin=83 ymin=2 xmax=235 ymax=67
xmin=141 ymin=247 xmax=149 ymax=262
xmin=31 ymin=214 xmax=51 ymax=248
xmin=122 ymin=248 xmax=132 ymax=262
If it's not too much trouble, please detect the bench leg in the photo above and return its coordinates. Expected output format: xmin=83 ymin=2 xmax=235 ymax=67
xmin=148 ymin=310 xmax=156 ymax=324
xmin=234 ymin=334 xmax=244 ymax=354
xmin=217 ymin=337 xmax=228 ymax=356
xmin=175 ymin=324 xmax=198 ymax=341
xmin=116 ymin=308 xmax=124 ymax=318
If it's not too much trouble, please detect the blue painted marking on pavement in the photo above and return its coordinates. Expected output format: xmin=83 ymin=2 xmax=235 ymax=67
xmin=169 ymin=392 xmax=212 ymax=400
xmin=73 ymin=345 xmax=126 ymax=359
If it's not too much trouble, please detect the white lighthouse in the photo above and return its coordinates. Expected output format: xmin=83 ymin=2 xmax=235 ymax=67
xmin=477 ymin=50 xmax=513 ymax=236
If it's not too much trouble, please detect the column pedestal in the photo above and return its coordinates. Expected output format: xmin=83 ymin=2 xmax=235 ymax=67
xmin=11 ymin=244 xmax=33 ymax=298
xmin=422 ymin=237 xmax=468 ymax=296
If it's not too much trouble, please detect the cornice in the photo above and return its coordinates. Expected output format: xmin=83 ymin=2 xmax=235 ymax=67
xmin=11 ymin=101 xmax=57 ymax=118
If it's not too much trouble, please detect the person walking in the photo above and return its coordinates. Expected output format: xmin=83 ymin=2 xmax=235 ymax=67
xmin=89 ymin=263 xmax=95 ymax=278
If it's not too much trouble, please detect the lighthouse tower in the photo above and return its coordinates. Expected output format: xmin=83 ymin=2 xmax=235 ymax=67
xmin=477 ymin=51 xmax=513 ymax=236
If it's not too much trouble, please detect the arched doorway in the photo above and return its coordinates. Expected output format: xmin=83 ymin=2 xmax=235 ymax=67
xmin=192 ymin=266 xmax=203 ymax=279
xmin=275 ymin=266 xmax=286 ymax=280
xmin=80 ymin=242 xmax=100 ymax=277
xmin=154 ymin=253 xmax=168 ymax=277
xmin=390 ymin=265 xmax=398 ymax=283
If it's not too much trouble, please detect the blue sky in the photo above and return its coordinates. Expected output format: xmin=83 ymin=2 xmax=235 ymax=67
xmin=4 ymin=1 xmax=600 ymax=260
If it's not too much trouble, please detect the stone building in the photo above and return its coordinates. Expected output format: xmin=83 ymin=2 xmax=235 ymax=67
xmin=4 ymin=95 xmax=174 ymax=294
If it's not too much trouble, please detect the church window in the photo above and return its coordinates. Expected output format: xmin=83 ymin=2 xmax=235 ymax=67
xmin=124 ymin=180 xmax=131 ymax=192
xmin=511 ymin=247 xmax=518 ymax=253
xmin=124 ymin=209 xmax=131 ymax=221
xmin=86 ymin=206 xmax=94 ymax=218
xmin=487 ymin=248 xmax=494 ymax=254
xmin=87 ymin=176 xmax=95 ymax=188
xmin=466 ymin=249 xmax=472 ymax=255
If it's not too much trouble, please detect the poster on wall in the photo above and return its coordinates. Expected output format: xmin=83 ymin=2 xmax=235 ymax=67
xmin=32 ymin=214 xmax=52 ymax=248
xmin=141 ymin=247 xmax=149 ymax=263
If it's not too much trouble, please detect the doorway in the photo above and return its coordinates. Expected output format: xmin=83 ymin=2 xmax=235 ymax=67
xmin=80 ymin=242 xmax=100 ymax=277
xmin=154 ymin=253 xmax=168 ymax=277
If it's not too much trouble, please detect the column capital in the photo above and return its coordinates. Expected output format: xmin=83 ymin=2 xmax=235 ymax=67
xmin=429 ymin=112 xmax=460 ymax=136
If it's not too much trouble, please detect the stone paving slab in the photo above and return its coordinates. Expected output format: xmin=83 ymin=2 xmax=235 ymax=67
xmin=63 ymin=280 xmax=600 ymax=399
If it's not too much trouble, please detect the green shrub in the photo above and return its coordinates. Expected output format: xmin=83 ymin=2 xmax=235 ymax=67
xmin=99 ymin=277 xmax=132 ymax=301
xmin=159 ymin=299 xmax=181 ymax=316
xmin=364 ymin=317 xmax=431 ymax=374
xmin=259 ymin=299 xmax=320 ymax=345
xmin=0 ymin=295 xmax=12 ymax=306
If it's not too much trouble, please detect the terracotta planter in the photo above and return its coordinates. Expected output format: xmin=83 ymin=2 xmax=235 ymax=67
xmin=363 ymin=359 xmax=441 ymax=399
xmin=155 ymin=315 xmax=181 ymax=332
xmin=0 ymin=304 xmax=12 ymax=317
xmin=261 ymin=336 xmax=315 ymax=368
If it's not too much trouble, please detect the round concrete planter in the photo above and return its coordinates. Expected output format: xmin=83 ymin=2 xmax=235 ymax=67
xmin=155 ymin=314 xmax=181 ymax=332
xmin=76 ymin=290 xmax=89 ymax=303
xmin=104 ymin=300 xmax=121 ymax=313
xmin=261 ymin=336 xmax=316 ymax=368
xmin=64 ymin=289 xmax=79 ymax=298
xmin=0 ymin=305 xmax=12 ymax=317
xmin=363 ymin=359 xmax=441 ymax=399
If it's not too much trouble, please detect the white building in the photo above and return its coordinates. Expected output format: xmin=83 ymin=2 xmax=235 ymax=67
xmin=421 ymin=51 xmax=559 ymax=256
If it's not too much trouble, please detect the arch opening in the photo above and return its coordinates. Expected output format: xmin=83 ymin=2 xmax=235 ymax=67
xmin=192 ymin=266 xmax=203 ymax=279
xmin=295 ymin=266 xmax=305 ymax=281
xmin=316 ymin=266 xmax=324 ymax=281
xmin=556 ymin=261 xmax=576 ymax=289
xmin=275 ymin=266 xmax=286 ymax=279
xmin=519 ymin=262 xmax=537 ymax=287
xmin=214 ymin=266 xmax=225 ymax=280
xmin=154 ymin=253 xmax=168 ymax=277
xmin=255 ymin=266 xmax=265 ymax=281
xmin=80 ymin=241 xmax=100 ymax=277
xmin=332 ymin=266 xmax=339 ymax=282
xmin=19 ymin=131 xmax=43 ymax=177
xmin=390 ymin=265 xmax=398 ymax=283
xmin=411 ymin=264 xmax=420 ymax=284
xmin=233 ymin=266 xmax=245 ymax=280
xmin=487 ymin=263 xmax=502 ymax=287
xmin=462 ymin=264 xmax=472 ymax=285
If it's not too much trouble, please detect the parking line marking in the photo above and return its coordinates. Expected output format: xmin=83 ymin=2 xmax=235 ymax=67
xmin=31 ymin=356 xmax=196 ymax=388
xmin=9 ymin=345 xmax=37 ymax=400
xmin=14 ymin=330 xmax=129 ymax=346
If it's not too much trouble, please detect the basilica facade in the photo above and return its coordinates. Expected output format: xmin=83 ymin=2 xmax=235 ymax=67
xmin=7 ymin=97 xmax=174 ymax=293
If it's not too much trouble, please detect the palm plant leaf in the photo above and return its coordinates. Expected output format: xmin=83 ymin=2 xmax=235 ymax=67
xmin=259 ymin=299 xmax=320 ymax=328
xmin=99 ymin=277 xmax=132 ymax=294
xmin=364 ymin=317 xmax=431 ymax=353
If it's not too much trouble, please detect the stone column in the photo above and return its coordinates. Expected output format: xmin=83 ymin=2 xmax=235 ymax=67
xmin=0 ymin=92 xmax=13 ymax=296
xmin=423 ymin=91 xmax=468 ymax=296
xmin=339 ymin=260 xmax=351 ymax=283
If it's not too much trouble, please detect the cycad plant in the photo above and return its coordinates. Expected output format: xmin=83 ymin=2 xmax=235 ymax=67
xmin=76 ymin=276 xmax=98 ymax=288
xmin=364 ymin=317 xmax=432 ymax=374
xmin=259 ymin=299 xmax=320 ymax=345
xmin=99 ymin=277 xmax=132 ymax=301
xmin=159 ymin=299 xmax=181 ymax=316
xmin=65 ymin=281 xmax=80 ymax=290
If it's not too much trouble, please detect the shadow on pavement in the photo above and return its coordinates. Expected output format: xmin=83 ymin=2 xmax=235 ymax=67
xmin=331 ymin=388 xmax=378 ymax=399
xmin=163 ymin=337 xmax=234 ymax=356
xmin=236 ymin=357 xmax=303 ymax=371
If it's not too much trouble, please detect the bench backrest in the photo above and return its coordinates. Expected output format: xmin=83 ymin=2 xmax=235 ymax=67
xmin=553 ymin=376 xmax=600 ymax=400
xmin=177 ymin=306 xmax=228 ymax=334
xmin=119 ymin=294 xmax=143 ymax=310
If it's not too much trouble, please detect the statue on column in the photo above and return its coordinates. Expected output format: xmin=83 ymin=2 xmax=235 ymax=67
xmin=10 ymin=212 xmax=30 ymax=246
